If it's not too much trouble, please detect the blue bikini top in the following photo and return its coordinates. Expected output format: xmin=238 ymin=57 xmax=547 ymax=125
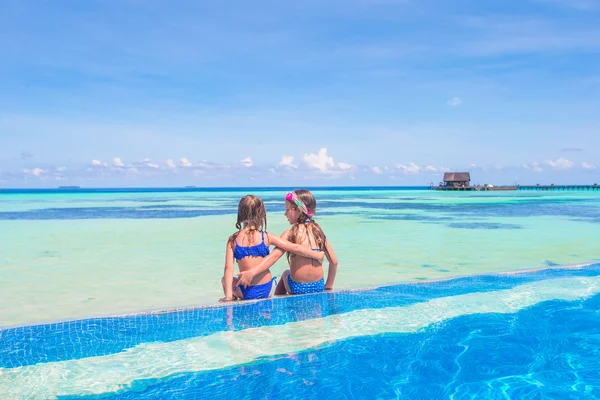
xmin=233 ymin=231 xmax=270 ymax=261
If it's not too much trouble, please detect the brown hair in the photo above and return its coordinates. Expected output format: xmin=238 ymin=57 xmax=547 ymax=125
xmin=229 ymin=195 xmax=267 ymax=245
xmin=286 ymin=189 xmax=329 ymax=261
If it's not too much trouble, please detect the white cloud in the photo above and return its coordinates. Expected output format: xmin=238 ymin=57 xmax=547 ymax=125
xmin=545 ymin=157 xmax=574 ymax=170
xmin=179 ymin=157 xmax=192 ymax=167
xmin=113 ymin=157 xmax=125 ymax=167
xmin=23 ymin=167 xmax=46 ymax=176
xmin=56 ymin=166 xmax=66 ymax=172
xmin=523 ymin=162 xmax=544 ymax=172
xmin=241 ymin=157 xmax=253 ymax=168
xmin=91 ymin=159 xmax=109 ymax=167
xmin=135 ymin=158 xmax=160 ymax=169
xmin=337 ymin=162 xmax=352 ymax=170
xmin=582 ymin=161 xmax=596 ymax=169
xmin=278 ymin=155 xmax=297 ymax=168
xmin=303 ymin=148 xmax=335 ymax=172
xmin=371 ymin=166 xmax=382 ymax=174
xmin=301 ymin=148 xmax=353 ymax=173
xmin=166 ymin=159 xmax=176 ymax=169
xmin=395 ymin=162 xmax=422 ymax=174
xmin=448 ymin=97 xmax=462 ymax=106
xmin=392 ymin=162 xmax=445 ymax=175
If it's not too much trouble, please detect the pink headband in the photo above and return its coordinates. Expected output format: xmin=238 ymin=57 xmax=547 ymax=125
xmin=285 ymin=192 xmax=312 ymax=216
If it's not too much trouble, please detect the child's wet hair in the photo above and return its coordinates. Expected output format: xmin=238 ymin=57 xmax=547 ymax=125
xmin=286 ymin=189 xmax=328 ymax=259
xmin=287 ymin=189 xmax=317 ymax=222
xmin=231 ymin=195 xmax=267 ymax=243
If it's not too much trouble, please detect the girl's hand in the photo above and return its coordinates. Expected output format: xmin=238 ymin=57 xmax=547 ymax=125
xmin=317 ymin=252 xmax=325 ymax=264
xmin=237 ymin=270 xmax=255 ymax=287
xmin=219 ymin=296 xmax=236 ymax=303
xmin=325 ymin=286 xmax=333 ymax=291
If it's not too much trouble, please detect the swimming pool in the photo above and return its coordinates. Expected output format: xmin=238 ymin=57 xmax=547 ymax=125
xmin=2 ymin=263 xmax=600 ymax=399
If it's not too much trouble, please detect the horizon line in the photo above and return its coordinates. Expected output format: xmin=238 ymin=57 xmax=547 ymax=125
xmin=0 ymin=185 xmax=430 ymax=192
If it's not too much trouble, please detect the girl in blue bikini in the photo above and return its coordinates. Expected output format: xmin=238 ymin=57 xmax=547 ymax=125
xmin=221 ymin=195 xmax=324 ymax=302
xmin=237 ymin=189 xmax=339 ymax=296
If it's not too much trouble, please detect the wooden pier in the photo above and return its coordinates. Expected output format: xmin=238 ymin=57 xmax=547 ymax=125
xmin=432 ymin=184 xmax=600 ymax=192
xmin=518 ymin=184 xmax=599 ymax=191
xmin=474 ymin=185 xmax=517 ymax=191
xmin=433 ymin=186 xmax=475 ymax=191
xmin=430 ymin=172 xmax=599 ymax=192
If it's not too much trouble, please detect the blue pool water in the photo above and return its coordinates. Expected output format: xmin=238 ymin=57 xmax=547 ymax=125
xmin=2 ymin=264 xmax=600 ymax=399
xmin=74 ymin=294 xmax=600 ymax=400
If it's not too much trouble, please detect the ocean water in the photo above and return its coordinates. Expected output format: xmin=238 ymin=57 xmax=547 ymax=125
xmin=1 ymin=187 xmax=600 ymax=327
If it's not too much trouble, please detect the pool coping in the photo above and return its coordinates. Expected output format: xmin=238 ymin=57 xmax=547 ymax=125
xmin=1 ymin=261 xmax=597 ymax=331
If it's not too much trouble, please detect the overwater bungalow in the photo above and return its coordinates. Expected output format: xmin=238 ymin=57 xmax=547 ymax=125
xmin=435 ymin=172 xmax=472 ymax=190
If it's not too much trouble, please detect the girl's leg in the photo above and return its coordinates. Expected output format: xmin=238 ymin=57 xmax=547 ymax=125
xmin=222 ymin=276 xmax=243 ymax=299
xmin=275 ymin=269 xmax=291 ymax=295
xmin=221 ymin=276 xmax=227 ymax=295
xmin=232 ymin=277 xmax=243 ymax=299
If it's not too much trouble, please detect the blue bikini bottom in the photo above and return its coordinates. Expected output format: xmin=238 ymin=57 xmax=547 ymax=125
xmin=238 ymin=277 xmax=276 ymax=300
xmin=287 ymin=275 xmax=325 ymax=295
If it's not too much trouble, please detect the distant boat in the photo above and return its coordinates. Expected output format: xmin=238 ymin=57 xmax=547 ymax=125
xmin=58 ymin=186 xmax=81 ymax=189
xmin=184 ymin=185 xmax=197 ymax=188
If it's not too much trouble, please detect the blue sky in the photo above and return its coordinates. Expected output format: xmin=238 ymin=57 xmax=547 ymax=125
xmin=1 ymin=0 xmax=599 ymax=187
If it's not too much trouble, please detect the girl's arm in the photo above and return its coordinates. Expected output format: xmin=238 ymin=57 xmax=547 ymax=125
xmin=221 ymin=239 xmax=235 ymax=301
xmin=237 ymin=248 xmax=285 ymax=287
xmin=267 ymin=232 xmax=325 ymax=262
xmin=323 ymin=239 xmax=339 ymax=291
xmin=236 ymin=230 xmax=293 ymax=287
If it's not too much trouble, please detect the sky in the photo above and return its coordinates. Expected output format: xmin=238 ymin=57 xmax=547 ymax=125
xmin=1 ymin=0 xmax=599 ymax=187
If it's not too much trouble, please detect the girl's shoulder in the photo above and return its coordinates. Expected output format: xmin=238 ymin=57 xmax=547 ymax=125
xmin=231 ymin=229 xmax=265 ymax=246
xmin=228 ymin=230 xmax=243 ymax=243
xmin=227 ymin=232 xmax=238 ymax=244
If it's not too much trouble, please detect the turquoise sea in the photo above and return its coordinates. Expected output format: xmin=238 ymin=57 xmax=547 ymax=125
xmin=2 ymin=187 xmax=599 ymax=328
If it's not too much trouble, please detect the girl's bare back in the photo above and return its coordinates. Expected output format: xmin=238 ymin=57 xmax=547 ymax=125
xmin=288 ymin=225 xmax=324 ymax=283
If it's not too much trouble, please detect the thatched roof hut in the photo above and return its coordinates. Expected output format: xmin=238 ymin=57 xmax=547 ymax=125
xmin=443 ymin=172 xmax=470 ymax=183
